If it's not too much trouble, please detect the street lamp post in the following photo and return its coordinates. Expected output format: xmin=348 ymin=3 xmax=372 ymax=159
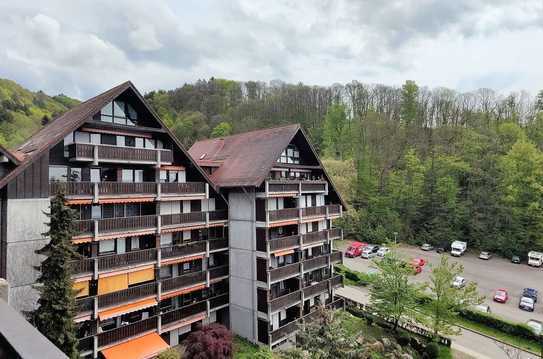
xmin=393 ymin=232 xmax=398 ymax=245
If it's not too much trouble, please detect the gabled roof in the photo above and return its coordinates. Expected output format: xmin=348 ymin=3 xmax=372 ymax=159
xmin=0 ymin=144 xmax=21 ymax=165
xmin=189 ymin=124 xmax=347 ymax=208
xmin=0 ymin=81 xmax=216 ymax=192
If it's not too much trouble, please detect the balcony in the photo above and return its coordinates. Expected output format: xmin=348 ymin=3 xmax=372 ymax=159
xmin=161 ymin=301 xmax=207 ymax=328
xmin=161 ymin=271 xmax=206 ymax=293
xmin=208 ymin=238 xmax=228 ymax=251
xmin=269 ymin=263 xmax=301 ymax=283
xmin=269 ymin=234 xmax=300 ymax=252
xmin=209 ymin=209 xmax=228 ymax=222
xmin=301 ymin=230 xmax=327 ymax=245
xmin=74 ymin=215 xmax=158 ymax=237
xmin=161 ymin=241 xmax=206 ymax=261
xmin=68 ymin=143 xmax=173 ymax=165
xmin=301 ymin=206 xmax=327 ymax=218
xmin=98 ymin=282 xmax=157 ymax=309
xmin=328 ymin=228 xmax=342 ymax=240
xmin=303 ymin=255 xmax=328 ymax=272
xmin=327 ymin=204 xmax=341 ymax=216
xmin=209 ymin=293 xmax=229 ymax=309
xmin=161 ymin=212 xmax=206 ymax=228
xmin=264 ymin=180 xmax=327 ymax=196
xmin=77 ymin=336 xmax=94 ymax=353
xmin=76 ymin=296 xmax=94 ymax=315
xmin=269 ymin=319 xmax=298 ymax=344
xmin=70 ymin=257 xmax=94 ymax=275
xmin=330 ymin=251 xmax=342 ymax=264
xmin=98 ymin=248 xmax=157 ymax=271
xmin=97 ymin=316 xmax=158 ymax=348
xmin=330 ymin=274 xmax=343 ymax=288
xmin=269 ymin=290 xmax=302 ymax=313
xmin=51 ymin=181 xmax=208 ymax=202
xmin=302 ymin=280 xmax=328 ymax=298
xmin=209 ymin=265 xmax=229 ymax=280
xmin=268 ymin=208 xmax=299 ymax=222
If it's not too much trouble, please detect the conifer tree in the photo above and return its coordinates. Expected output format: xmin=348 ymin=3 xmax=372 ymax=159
xmin=31 ymin=193 xmax=80 ymax=358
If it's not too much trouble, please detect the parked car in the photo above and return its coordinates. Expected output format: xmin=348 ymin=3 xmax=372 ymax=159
xmin=522 ymin=288 xmax=538 ymax=303
xmin=493 ymin=289 xmax=509 ymax=303
xmin=345 ymin=242 xmax=367 ymax=258
xmin=452 ymin=276 xmax=466 ymax=288
xmin=436 ymin=242 xmax=450 ymax=253
xmin=526 ymin=320 xmax=542 ymax=335
xmin=479 ymin=251 xmax=492 ymax=260
xmin=473 ymin=304 xmax=491 ymax=314
xmin=519 ymin=296 xmax=535 ymax=312
xmin=377 ymin=247 xmax=390 ymax=257
xmin=511 ymin=255 xmax=521 ymax=264
xmin=421 ymin=243 xmax=434 ymax=251
xmin=411 ymin=258 xmax=426 ymax=267
xmin=361 ymin=245 xmax=380 ymax=259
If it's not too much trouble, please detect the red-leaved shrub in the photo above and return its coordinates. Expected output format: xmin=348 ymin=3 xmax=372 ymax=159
xmin=184 ymin=323 xmax=233 ymax=359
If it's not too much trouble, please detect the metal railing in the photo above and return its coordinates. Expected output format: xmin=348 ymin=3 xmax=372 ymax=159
xmin=98 ymin=248 xmax=157 ymax=270
xmin=50 ymin=182 xmax=93 ymax=196
xmin=208 ymin=238 xmax=228 ymax=251
xmin=328 ymin=228 xmax=342 ymax=240
xmin=161 ymin=241 xmax=206 ymax=259
xmin=161 ymin=212 xmax=206 ymax=226
xmin=330 ymin=274 xmax=343 ymax=288
xmin=73 ymin=220 xmax=94 ymax=235
xmin=209 ymin=293 xmax=229 ymax=309
xmin=302 ymin=206 xmax=327 ymax=217
xmin=269 ymin=290 xmax=301 ymax=313
xmin=98 ymin=215 xmax=157 ymax=233
xmin=327 ymin=204 xmax=341 ymax=215
xmin=269 ymin=234 xmax=300 ymax=252
xmin=209 ymin=265 xmax=229 ymax=279
xmin=161 ymin=301 xmax=207 ymax=326
xmin=270 ymin=319 xmax=298 ymax=344
xmin=97 ymin=316 xmax=158 ymax=347
xmin=75 ymin=297 xmax=94 ymax=314
xmin=209 ymin=210 xmax=227 ymax=221
xmin=161 ymin=271 xmax=206 ymax=292
xmin=269 ymin=263 xmax=301 ymax=282
xmin=301 ymin=230 xmax=327 ymax=245
xmin=70 ymin=258 xmax=94 ymax=274
xmin=161 ymin=182 xmax=206 ymax=194
xmin=302 ymin=280 xmax=328 ymax=298
xmin=98 ymin=182 xmax=156 ymax=195
xmin=268 ymin=208 xmax=299 ymax=222
xmin=303 ymin=255 xmax=328 ymax=271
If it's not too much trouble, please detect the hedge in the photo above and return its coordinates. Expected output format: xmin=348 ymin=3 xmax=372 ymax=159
xmin=459 ymin=309 xmax=540 ymax=342
xmin=334 ymin=265 xmax=374 ymax=286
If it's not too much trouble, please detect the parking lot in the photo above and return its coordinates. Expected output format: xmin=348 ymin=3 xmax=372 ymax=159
xmin=337 ymin=241 xmax=543 ymax=325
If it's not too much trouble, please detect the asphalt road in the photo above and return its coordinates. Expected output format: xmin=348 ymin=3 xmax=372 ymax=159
xmin=337 ymin=241 xmax=543 ymax=325
xmin=337 ymin=285 xmax=541 ymax=359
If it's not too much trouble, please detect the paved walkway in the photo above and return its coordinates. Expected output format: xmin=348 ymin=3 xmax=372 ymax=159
xmin=336 ymin=286 xmax=540 ymax=359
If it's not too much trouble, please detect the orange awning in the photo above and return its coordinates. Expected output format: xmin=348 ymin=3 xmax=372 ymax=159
xmin=98 ymin=298 xmax=157 ymax=321
xmin=162 ymin=283 xmax=206 ymax=299
xmin=161 ymin=254 xmax=204 ymax=266
xmin=72 ymin=236 xmax=92 ymax=244
xmin=160 ymin=165 xmax=185 ymax=170
xmin=99 ymin=197 xmax=155 ymax=204
xmin=273 ymin=249 xmax=295 ymax=256
xmin=66 ymin=199 xmax=93 ymax=205
xmin=101 ymin=332 xmax=169 ymax=359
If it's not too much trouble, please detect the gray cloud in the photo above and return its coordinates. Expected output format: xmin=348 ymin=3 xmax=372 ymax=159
xmin=0 ymin=0 xmax=542 ymax=99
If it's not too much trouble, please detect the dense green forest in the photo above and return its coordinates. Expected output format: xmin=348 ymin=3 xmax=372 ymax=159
xmin=2 ymin=77 xmax=542 ymax=257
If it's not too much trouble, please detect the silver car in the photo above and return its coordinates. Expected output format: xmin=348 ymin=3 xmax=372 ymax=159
xmin=452 ymin=276 xmax=466 ymax=288
xmin=361 ymin=245 xmax=380 ymax=259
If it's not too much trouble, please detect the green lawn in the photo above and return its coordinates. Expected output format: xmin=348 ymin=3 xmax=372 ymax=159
xmin=233 ymin=336 xmax=274 ymax=358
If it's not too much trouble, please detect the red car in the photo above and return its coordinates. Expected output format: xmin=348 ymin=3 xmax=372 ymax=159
xmin=494 ymin=289 xmax=508 ymax=303
xmin=411 ymin=258 xmax=427 ymax=267
xmin=345 ymin=242 xmax=368 ymax=258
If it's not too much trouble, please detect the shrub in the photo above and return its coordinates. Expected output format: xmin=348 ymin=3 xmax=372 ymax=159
xmin=345 ymin=271 xmax=359 ymax=282
xmin=396 ymin=331 xmax=411 ymax=346
xmin=157 ymin=348 xmax=181 ymax=359
xmin=184 ymin=323 xmax=233 ymax=359
xmin=422 ymin=342 xmax=440 ymax=359
xmin=459 ymin=310 xmax=539 ymax=342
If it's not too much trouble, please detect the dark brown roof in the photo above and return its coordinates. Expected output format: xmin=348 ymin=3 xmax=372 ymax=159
xmin=0 ymin=81 xmax=217 ymax=192
xmin=0 ymin=144 xmax=21 ymax=165
xmin=189 ymin=124 xmax=348 ymax=208
xmin=189 ymin=124 xmax=300 ymax=188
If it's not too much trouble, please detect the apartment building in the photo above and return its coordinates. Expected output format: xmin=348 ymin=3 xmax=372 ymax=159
xmin=189 ymin=124 xmax=346 ymax=349
xmin=0 ymin=82 xmax=229 ymax=358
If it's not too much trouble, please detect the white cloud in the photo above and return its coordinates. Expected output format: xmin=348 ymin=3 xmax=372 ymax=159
xmin=0 ymin=0 xmax=542 ymax=99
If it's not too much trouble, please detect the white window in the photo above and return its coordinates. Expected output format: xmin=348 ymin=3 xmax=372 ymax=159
xmin=135 ymin=138 xmax=144 ymax=148
xmin=90 ymin=168 xmax=100 ymax=183
xmin=122 ymin=169 xmax=134 ymax=183
xmin=131 ymin=237 xmax=140 ymax=250
xmin=160 ymin=170 xmax=168 ymax=183
xmin=160 ymin=233 xmax=173 ymax=247
xmin=182 ymin=262 xmax=191 ymax=271
xmin=49 ymin=166 xmax=68 ymax=182
xmin=91 ymin=205 xmax=101 ymax=219
xmin=75 ymin=131 xmax=90 ymax=144
xmin=99 ymin=239 xmax=115 ymax=254
xmin=91 ymin=133 xmax=101 ymax=145
xmin=134 ymin=170 xmax=143 ymax=182
xmin=160 ymin=265 xmax=172 ymax=279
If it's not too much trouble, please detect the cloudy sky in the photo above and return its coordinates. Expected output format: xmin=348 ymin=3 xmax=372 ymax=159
xmin=1 ymin=0 xmax=542 ymax=99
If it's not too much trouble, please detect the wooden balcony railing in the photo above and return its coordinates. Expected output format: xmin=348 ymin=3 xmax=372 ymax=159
xmin=77 ymin=336 xmax=94 ymax=353
xmin=268 ymin=208 xmax=299 ymax=222
xmin=330 ymin=251 xmax=342 ymax=264
xmin=267 ymin=182 xmax=299 ymax=193
xmin=73 ymin=219 xmax=94 ymax=235
xmin=269 ymin=263 xmax=301 ymax=282
xmin=303 ymin=255 xmax=328 ymax=272
xmin=208 ymin=238 xmax=228 ymax=251
xmin=98 ymin=248 xmax=157 ymax=270
xmin=270 ymin=319 xmax=298 ymax=344
xmin=98 ymin=215 xmax=157 ymax=233
xmin=70 ymin=258 xmax=94 ymax=275
xmin=301 ymin=230 xmax=327 ymax=245
xmin=97 ymin=316 xmax=158 ymax=348
xmin=302 ymin=206 xmax=327 ymax=217
xmin=269 ymin=234 xmax=300 ymax=252
xmin=161 ymin=301 xmax=207 ymax=326
xmin=161 ymin=241 xmax=206 ymax=259
xmin=302 ymin=280 xmax=329 ymax=298
xmin=328 ymin=228 xmax=342 ymax=240
xmin=330 ymin=274 xmax=343 ymax=288
xmin=98 ymin=182 xmax=157 ymax=195
xmin=209 ymin=293 xmax=229 ymax=309
xmin=209 ymin=210 xmax=227 ymax=221
xmin=161 ymin=212 xmax=206 ymax=226
xmin=50 ymin=182 xmax=93 ymax=196
xmin=300 ymin=182 xmax=327 ymax=192
xmin=161 ymin=182 xmax=206 ymax=195
xmin=69 ymin=143 xmax=172 ymax=164
xmin=76 ymin=297 xmax=94 ymax=314
xmin=209 ymin=265 xmax=229 ymax=280
xmin=161 ymin=271 xmax=206 ymax=292
xmin=327 ymin=204 xmax=341 ymax=215
xmin=98 ymin=282 xmax=157 ymax=309
xmin=269 ymin=290 xmax=301 ymax=313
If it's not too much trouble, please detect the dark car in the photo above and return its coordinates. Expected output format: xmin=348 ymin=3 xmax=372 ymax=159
xmin=522 ymin=288 xmax=538 ymax=303
xmin=511 ymin=255 xmax=521 ymax=264
xmin=436 ymin=242 xmax=450 ymax=254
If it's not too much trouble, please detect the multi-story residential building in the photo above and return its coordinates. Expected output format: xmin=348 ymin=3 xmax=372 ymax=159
xmin=0 ymin=82 xmax=230 ymax=358
xmin=189 ymin=124 xmax=346 ymax=349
